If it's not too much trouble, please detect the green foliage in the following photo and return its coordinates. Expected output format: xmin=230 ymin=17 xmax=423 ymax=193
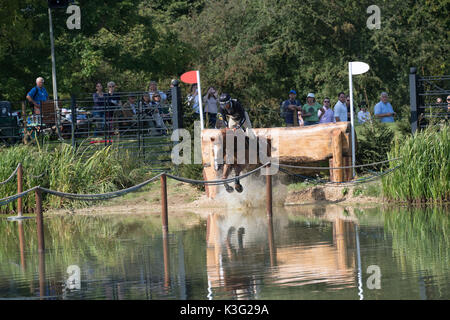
xmin=355 ymin=120 xmax=395 ymax=170
xmin=382 ymin=124 xmax=449 ymax=203
xmin=176 ymin=0 xmax=449 ymax=121
xmin=0 ymin=0 xmax=448 ymax=124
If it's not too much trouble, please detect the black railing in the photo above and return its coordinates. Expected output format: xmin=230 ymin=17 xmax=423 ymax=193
xmin=409 ymin=68 xmax=449 ymax=133
xmin=0 ymin=82 xmax=184 ymax=167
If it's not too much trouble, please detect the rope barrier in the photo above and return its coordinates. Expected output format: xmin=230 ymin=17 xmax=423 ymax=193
xmin=39 ymin=173 xmax=163 ymax=201
xmin=27 ymin=170 xmax=47 ymax=180
xmin=0 ymin=187 xmax=38 ymax=207
xmin=166 ymin=162 xmax=271 ymax=185
xmin=279 ymin=165 xmax=402 ymax=187
xmin=0 ymin=158 xmax=402 ymax=207
xmin=0 ymin=163 xmax=21 ymax=186
xmin=279 ymin=157 xmax=402 ymax=170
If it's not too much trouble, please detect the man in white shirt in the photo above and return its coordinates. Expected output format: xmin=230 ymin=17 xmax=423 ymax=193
xmin=334 ymin=92 xmax=348 ymax=122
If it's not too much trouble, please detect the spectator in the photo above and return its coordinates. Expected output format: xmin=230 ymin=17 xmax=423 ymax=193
xmin=334 ymin=92 xmax=348 ymax=122
xmin=357 ymin=102 xmax=371 ymax=124
xmin=92 ymin=82 xmax=106 ymax=136
xmin=106 ymin=81 xmax=121 ymax=109
xmin=301 ymin=93 xmax=321 ymax=126
xmin=281 ymin=90 xmax=302 ymax=126
xmin=374 ymin=92 xmax=395 ymax=122
xmin=141 ymin=93 xmax=157 ymax=130
xmin=114 ymin=95 xmax=137 ymax=130
xmin=148 ymin=81 xmax=167 ymax=101
xmin=447 ymin=95 xmax=450 ymax=113
xmin=26 ymin=77 xmax=49 ymax=116
xmin=151 ymin=93 xmax=168 ymax=134
xmin=92 ymin=82 xmax=106 ymax=113
xmin=203 ymin=86 xmax=219 ymax=128
xmin=318 ymin=97 xmax=335 ymax=124
xmin=187 ymin=84 xmax=200 ymax=117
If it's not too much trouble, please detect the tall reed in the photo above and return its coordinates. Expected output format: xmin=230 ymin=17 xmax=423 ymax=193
xmin=0 ymin=143 xmax=147 ymax=213
xmin=382 ymin=124 xmax=449 ymax=203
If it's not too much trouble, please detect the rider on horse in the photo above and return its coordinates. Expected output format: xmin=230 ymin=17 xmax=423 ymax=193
xmin=217 ymin=93 xmax=252 ymax=193
xmin=217 ymin=93 xmax=250 ymax=131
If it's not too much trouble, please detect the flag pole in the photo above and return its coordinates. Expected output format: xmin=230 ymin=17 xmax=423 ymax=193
xmin=348 ymin=62 xmax=356 ymax=178
xmin=196 ymin=70 xmax=204 ymax=130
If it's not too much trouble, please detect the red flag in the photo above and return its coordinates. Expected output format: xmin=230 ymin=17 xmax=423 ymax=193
xmin=180 ymin=71 xmax=198 ymax=84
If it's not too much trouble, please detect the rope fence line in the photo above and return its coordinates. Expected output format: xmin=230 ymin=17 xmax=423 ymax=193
xmin=0 ymin=186 xmax=38 ymax=207
xmin=0 ymin=158 xmax=403 ymax=207
xmin=278 ymin=157 xmax=403 ymax=170
xmin=0 ymin=163 xmax=21 ymax=186
xmin=279 ymin=165 xmax=402 ymax=187
xmin=1 ymin=157 xmax=404 ymax=253
xmin=39 ymin=173 xmax=164 ymax=201
xmin=165 ymin=162 xmax=271 ymax=186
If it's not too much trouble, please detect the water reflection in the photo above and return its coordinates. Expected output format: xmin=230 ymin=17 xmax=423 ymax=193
xmin=0 ymin=205 xmax=448 ymax=300
xmin=205 ymin=206 xmax=360 ymax=299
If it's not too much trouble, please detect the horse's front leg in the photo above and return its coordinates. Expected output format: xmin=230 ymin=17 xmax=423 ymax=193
xmin=233 ymin=165 xmax=244 ymax=193
xmin=222 ymin=163 xmax=234 ymax=193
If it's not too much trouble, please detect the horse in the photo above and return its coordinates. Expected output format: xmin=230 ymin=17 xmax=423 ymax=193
xmin=214 ymin=126 xmax=268 ymax=193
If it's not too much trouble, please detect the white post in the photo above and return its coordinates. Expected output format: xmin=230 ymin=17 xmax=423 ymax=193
xmin=48 ymin=8 xmax=60 ymax=128
xmin=348 ymin=63 xmax=356 ymax=177
xmin=196 ymin=70 xmax=204 ymax=130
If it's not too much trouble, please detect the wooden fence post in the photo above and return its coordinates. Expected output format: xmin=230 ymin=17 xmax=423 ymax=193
xmin=331 ymin=129 xmax=344 ymax=182
xmin=161 ymin=174 xmax=168 ymax=236
xmin=17 ymin=163 xmax=23 ymax=216
xmin=35 ymin=188 xmax=45 ymax=253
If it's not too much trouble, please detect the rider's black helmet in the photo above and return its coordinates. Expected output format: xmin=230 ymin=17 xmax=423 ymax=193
xmin=219 ymin=93 xmax=232 ymax=107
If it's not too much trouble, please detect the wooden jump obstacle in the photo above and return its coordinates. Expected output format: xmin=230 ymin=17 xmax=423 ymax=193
xmin=201 ymin=122 xmax=355 ymax=199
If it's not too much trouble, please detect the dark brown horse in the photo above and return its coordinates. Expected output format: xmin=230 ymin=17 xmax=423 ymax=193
xmin=217 ymin=128 xmax=268 ymax=193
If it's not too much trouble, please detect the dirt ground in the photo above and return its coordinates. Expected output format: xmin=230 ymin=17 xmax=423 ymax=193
xmin=46 ymin=181 xmax=381 ymax=217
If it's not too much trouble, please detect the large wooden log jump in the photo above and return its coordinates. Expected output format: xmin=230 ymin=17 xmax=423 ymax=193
xmin=201 ymin=122 xmax=355 ymax=199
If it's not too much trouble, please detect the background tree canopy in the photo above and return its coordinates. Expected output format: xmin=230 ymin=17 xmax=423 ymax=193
xmin=0 ymin=0 xmax=448 ymax=123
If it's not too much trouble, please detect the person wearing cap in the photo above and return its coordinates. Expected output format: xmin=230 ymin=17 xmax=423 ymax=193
xmin=217 ymin=93 xmax=251 ymax=131
xmin=374 ymin=92 xmax=395 ymax=123
xmin=334 ymin=92 xmax=348 ymax=122
xmin=281 ymin=90 xmax=302 ymax=126
xmin=301 ymin=93 xmax=321 ymax=126
xmin=26 ymin=77 xmax=49 ymax=115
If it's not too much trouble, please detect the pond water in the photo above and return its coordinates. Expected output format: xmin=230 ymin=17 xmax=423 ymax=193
xmin=0 ymin=205 xmax=448 ymax=300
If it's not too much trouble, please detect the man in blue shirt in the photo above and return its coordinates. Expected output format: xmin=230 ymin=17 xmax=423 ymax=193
xmin=334 ymin=92 xmax=348 ymax=122
xmin=26 ymin=77 xmax=49 ymax=114
xmin=374 ymin=92 xmax=396 ymax=123
xmin=281 ymin=90 xmax=302 ymax=126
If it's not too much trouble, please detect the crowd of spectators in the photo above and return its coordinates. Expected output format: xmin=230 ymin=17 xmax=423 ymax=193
xmin=281 ymin=90 xmax=396 ymax=126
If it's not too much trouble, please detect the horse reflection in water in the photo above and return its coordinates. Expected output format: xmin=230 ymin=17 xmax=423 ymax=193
xmin=206 ymin=210 xmax=281 ymax=299
xmin=205 ymin=206 xmax=359 ymax=299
